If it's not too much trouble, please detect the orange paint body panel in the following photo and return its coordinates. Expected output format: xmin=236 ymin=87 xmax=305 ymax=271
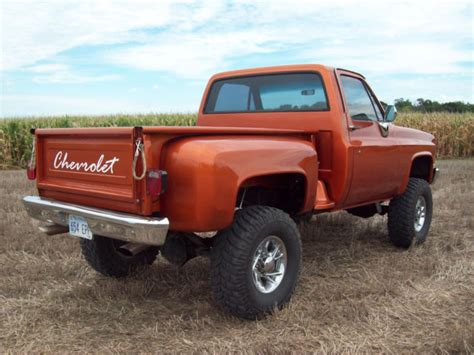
xmin=35 ymin=127 xmax=142 ymax=213
xmin=33 ymin=64 xmax=437 ymax=232
xmin=159 ymin=135 xmax=317 ymax=231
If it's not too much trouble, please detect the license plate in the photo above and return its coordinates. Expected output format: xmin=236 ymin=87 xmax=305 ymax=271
xmin=68 ymin=215 xmax=93 ymax=240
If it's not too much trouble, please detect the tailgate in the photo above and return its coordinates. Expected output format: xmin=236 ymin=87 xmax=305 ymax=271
xmin=35 ymin=127 xmax=143 ymax=214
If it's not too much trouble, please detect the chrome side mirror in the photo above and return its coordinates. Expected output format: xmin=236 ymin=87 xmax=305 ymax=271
xmin=384 ymin=105 xmax=397 ymax=122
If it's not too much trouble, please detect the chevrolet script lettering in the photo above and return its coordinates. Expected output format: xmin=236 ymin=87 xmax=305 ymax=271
xmin=53 ymin=151 xmax=120 ymax=174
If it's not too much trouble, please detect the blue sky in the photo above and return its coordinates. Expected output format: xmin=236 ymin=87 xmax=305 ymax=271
xmin=1 ymin=0 xmax=473 ymax=117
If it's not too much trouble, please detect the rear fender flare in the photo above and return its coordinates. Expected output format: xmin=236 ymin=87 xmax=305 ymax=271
xmin=161 ymin=136 xmax=317 ymax=231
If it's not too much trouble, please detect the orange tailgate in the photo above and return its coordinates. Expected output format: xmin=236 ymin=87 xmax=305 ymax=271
xmin=35 ymin=127 xmax=143 ymax=214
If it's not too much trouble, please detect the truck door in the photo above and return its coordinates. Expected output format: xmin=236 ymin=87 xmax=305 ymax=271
xmin=338 ymin=72 xmax=402 ymax=206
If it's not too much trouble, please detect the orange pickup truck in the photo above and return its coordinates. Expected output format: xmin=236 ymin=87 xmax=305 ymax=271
xmin=23 ymin=64 xmax=438 ymax=319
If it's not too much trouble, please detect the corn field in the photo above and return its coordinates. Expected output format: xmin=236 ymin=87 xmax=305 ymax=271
xmin=396 ymin=112 xmax=473 ymax=158
xmin=0 ymin=112 xmax=472 ymax=168
xmin=0 ymin=114 xmax=196 ymax=169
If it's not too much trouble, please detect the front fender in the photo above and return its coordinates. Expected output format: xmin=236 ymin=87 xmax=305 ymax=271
xmin=160 ymin=136 xmax=317 ymax=232
xmin=398 ymin=151 xmax=434 ymax=195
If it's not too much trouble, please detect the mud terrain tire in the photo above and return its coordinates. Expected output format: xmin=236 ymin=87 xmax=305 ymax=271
xmin=211 ymin=206 xmax=302 ymax=319
xmin=388 ymin=178 xmax=433 ymax=248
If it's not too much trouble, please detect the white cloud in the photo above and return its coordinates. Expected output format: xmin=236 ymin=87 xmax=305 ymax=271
xmin=1 ymin=0 xmax=190 ymax=70
xmin=105 ymin=30 xmax=275 ymax=79
xmin=27 ymin=64 xmax=70 ymax=73
xmin=2 ymin=0 xmax=471 ymax=78
xmin=26 ymin=63 xmax=119 ymax=83
xmin=104 ymin=0 xmax=472 ymax=78
xmin=1 ymin=94 xmax=150 ymax=117
xmin=32 ymin=73 xmax=119 ymax=84
xmin=0 ymin=0 xmax=472 ymax=116
xmin=371 ymin=75 xmax=474 ymax=103
xmin=300 ymin=42 xmax=471 ymax=75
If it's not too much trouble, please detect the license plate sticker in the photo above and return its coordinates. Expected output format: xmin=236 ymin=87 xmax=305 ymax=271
xmin=68 ymin=215 xmax=93 ymax=240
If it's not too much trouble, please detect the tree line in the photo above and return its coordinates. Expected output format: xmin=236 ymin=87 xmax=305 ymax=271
xmin=379 ymin=98 xmax=474 ymax=113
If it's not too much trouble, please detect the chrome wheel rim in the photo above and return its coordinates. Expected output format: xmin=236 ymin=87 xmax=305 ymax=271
xmin=414 ymin=196 xmax=427 ymax=232
xmin=252 ymin=236 xmax=287 ymax=294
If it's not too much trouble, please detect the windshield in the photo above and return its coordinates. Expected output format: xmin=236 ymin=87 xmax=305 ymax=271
xmin=204 ymin=73 xmax=328 ymax=113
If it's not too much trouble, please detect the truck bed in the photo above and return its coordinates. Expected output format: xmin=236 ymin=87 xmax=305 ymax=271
xmin=35 ymin=126 xmax=307 ymax=216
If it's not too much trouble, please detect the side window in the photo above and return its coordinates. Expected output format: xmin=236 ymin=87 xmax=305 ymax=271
xmin=340 ymin=75 xmax=378 ymax=121
xmin=214 ymin=83 xmax=251 ymax=112
xmin=258 ymin=74 xmax=328 ymax=111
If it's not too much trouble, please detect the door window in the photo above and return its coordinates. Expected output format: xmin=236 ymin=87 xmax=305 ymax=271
xmin=341 ymin=75 xmax=378 ymax=121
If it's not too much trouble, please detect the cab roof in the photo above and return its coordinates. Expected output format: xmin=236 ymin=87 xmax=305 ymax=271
xmin=209 ymin=64 xmax=335 ymax=81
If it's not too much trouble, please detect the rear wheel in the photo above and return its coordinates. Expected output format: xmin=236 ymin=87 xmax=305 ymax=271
xmin=80 ymin=235 xmax=159 ymax=277
xmin=210 ymin=206 xmax=302 ymax=319
xmin=388 ymin=178 xmax=433 ymax=248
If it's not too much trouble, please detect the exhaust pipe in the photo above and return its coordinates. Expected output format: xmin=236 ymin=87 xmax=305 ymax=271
xmin=39 ymin=223 xmax=69 ymax=235
xmin=119 ymin=242 xmax=150 ymax=256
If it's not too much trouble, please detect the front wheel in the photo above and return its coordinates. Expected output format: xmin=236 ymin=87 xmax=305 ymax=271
xmin=388 ymin=178 xmax=433 ymax=248
xmin=210 ymin=206 xmax=302 ymax=319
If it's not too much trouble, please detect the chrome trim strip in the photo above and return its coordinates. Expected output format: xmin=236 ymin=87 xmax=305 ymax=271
xmin=22 ymin=196 xmax=169 ymax=246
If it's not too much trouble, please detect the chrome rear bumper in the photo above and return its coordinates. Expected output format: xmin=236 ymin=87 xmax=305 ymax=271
xmin=22 ymin=196 xmax=169 ymax=246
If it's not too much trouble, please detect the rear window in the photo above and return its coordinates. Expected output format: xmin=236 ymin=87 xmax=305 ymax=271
xmin=204 ymin=73 xmax=328 ymax=113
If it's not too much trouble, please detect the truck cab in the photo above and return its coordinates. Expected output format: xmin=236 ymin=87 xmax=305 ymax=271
xmin=198 ymin=65 xmax=436 ymax=211
xmin=23 ymin=64 xmax=437 ymax=320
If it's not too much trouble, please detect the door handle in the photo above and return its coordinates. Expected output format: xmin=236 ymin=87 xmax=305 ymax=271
xmin=349 ymin=125 xmax=363 ymax=131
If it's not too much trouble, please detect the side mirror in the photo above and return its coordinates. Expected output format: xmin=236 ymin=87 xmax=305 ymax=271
xmin=384 ymin=105 xmax=397 ymax=122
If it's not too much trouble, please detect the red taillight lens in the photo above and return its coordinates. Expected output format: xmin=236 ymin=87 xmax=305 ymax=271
xmin=27 ymin=165 xmax=36 ymax=180
xmin=146 ymin=170 xmax=167 ymax=200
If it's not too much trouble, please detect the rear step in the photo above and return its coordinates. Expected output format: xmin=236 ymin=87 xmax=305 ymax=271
xmin=314 ymin=180 xmax=335 ymax=210
xmin=23 ymin=196 xmax=169 ymax=246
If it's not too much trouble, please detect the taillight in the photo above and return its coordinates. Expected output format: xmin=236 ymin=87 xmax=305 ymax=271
xmin=27 ymin=135 xmax=36 ymax=180
xmin=27 ymin=165 xmax=36 ymax=180
xmin=147 ymin=169 xmax=168 ymax=200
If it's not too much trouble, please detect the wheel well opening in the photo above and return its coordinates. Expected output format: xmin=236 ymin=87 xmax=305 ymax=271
xmin=410 ymin=156 xmax=432 ymax=182
xmin=236 ymin=173 xmax=307 ymax=215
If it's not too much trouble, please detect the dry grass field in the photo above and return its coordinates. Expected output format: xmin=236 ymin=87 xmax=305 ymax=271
xmin=1 ymin=160 xmax=473 ymax=353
